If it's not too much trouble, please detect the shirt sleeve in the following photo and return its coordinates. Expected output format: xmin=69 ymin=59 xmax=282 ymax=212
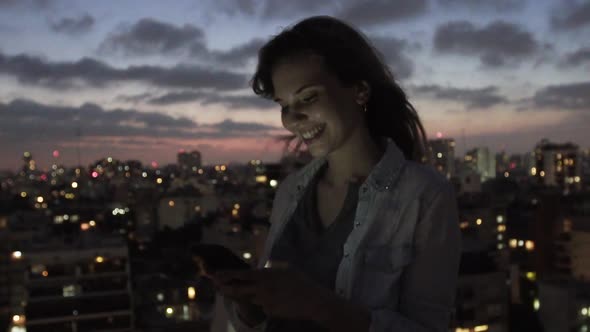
xmin=369 ymin=182 xmax=462 ymax=332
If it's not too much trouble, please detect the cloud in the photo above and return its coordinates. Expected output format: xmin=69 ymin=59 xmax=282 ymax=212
xmin=120 ymin=90 xmax=276 ymax=110
xmin=99 ymin=18 xmax=206 ymax=56
xmin=551 ymin=1 xmax=590 ymax=30
xmin=530 ymin=81 xmax=590 ymax=110
xmin=206 ymin=119 xmax=277 ymax=132
xmin=50 ymin=14 xmax=95 ymax=36
xmin=0 ymin=99 xmax=280 ymax=144
xmin=370 ymin=36 xmax=418 ymax=79
xmin=0 ymin=51 xmax=247 ymax=90
xmin=410 ymin=84 xmax=509 ymax=109
xmin=338 ymin=0 xmax=428 ymax=27
xmin=0 ymin=0 xmax=54 ymax=9
xmin=560 ymin=47 xmax=590 ymax=67
xmin=261 ymin=0 xmax=332 ymax=19
xmin=437 ymin=0 xmax=525 ymax=12
xmin=208 ymin=38 xmax=266 ymax=66
xmin=434 ymin=20 xmax=540 ymax=67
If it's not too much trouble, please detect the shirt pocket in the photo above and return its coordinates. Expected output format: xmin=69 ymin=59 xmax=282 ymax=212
xmin=357 ymin=243 xmax=413 ymax=308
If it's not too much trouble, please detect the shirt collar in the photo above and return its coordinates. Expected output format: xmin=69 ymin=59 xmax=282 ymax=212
xmin=291 ymin=139 xmax=407 ymax=196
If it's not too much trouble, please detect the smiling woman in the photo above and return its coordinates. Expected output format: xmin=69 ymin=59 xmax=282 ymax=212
xmin=213 ymin=15 xmax=461 ymax=332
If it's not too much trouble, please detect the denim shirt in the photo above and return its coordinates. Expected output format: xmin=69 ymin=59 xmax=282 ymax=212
xmin=225 ymin=140 xmax=462 ymax=332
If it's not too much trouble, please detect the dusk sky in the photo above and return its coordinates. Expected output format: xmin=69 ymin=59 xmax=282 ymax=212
xmin=1 ymin=0 xmax=589 ymax=172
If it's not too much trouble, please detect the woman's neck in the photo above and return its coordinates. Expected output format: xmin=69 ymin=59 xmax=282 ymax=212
xmin=321 ymin=130 xmax=385 ymax=188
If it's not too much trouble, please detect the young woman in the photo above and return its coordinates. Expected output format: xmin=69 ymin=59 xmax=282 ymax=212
xmin=212 ymin=16 xmax=462 ymax=332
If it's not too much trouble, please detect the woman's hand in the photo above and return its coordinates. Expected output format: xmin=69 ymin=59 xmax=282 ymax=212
xmin=212 ymin=263 xmax=335 ymax=321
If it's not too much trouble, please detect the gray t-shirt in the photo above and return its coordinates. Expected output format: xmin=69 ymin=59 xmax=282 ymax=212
xmin=266 ymin=164 xmax=360 ymax=331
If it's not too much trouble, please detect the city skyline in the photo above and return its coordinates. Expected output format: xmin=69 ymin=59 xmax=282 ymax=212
xmin=1 ymin=0 xmax=589 ymax=171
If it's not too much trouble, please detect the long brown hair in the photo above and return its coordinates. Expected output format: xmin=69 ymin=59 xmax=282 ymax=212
xmin=252 ymin=16 xmax=430 ymax=163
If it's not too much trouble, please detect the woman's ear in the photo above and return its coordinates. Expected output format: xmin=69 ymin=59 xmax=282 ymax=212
xmin=355 ymin=80 xmax=371 ymax=105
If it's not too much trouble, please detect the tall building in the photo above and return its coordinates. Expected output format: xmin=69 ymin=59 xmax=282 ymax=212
xmin=465 ymin=147 xmax=496 ymax=183
xmin=533 ymin=139 xmax=582 ymax=192
xmin=177 ymin=150 xmax=202 ymax=173
xmin=495 ymin=151 xmax=509 ymax=175
xmin=428 ymin=138 xmax=456 ymax=180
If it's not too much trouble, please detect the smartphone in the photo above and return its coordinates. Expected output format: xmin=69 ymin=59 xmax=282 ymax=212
xmin=190 ymin=244 xmax=251 ymax=277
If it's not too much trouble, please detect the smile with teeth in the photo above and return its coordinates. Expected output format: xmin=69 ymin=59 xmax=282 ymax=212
xmin=301 ymin=124 xmax=326 ymax=141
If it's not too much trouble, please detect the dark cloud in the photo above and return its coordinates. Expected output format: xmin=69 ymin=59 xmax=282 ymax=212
xmin=410 ymin=84 xmax=509 ymax=109
xmin=144 ymin=90 xmax=276 ymax=110
xmin=207 ymin=119 xmax=277 ymax=132
xmin=338 ymin=0 xmax=428 ymax=27
xmin=370 ymin=36 xmax=418 ymax=79
xmin=208 ymin=38 xmax=265 ymax=66
xmin=434 ymin=20 xmax=540 ymax=67
xmin=437 ymin=0 xmax=525 ymax=12
xmin=261 ymin=0 xmax=332 ymax=19
xmin=50 ymin=14 xmax=95 ymax=35
xmin=560 ymin=47 xmax=590 ymax=67
xmin=99 ymin=18 xmax=206 ymax=56
xmin=0 ymin=0 xmax=54 ymax=9
xmin=531 ymin=81 xmax=590 ymax=110
xmin=0 ymin=99 xmax=280 ymax=144
xmin=551 ymin=1 xmax=590 ymax=30
xmin=0 ymin=51 xmax=247 ymax=90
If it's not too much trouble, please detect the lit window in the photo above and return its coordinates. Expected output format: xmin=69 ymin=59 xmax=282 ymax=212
xmin=509 ymin=239 xmax=518 ymax=248
xmin=188 ymin=287 xmax=196 ymax=300
xmin=474 ymin=325 xmax=489 ymax=332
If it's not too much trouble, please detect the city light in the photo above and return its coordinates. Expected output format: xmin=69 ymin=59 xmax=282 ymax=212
xmin=518 ymin=240 xmax=524 ymax=247
xmin=142 ymin=172 xmax=148 ymax=178
xmin=52 ymin=150 xmax=59 ymax=158
xmin=540 ymin=171 xmax=545 ymax=177
xmin=497 ymin=215 xmax=504 ymax=223
xmin=91 ymin=171 xmax=99 ymax=178
xmin=234 ymin=203 xmax=240 ymax=209
xmin=270 ymin=179 xmax=278 ymax=187
xmin=497 ymin=225 xmax=506 ymax=232
xmin=476 ymin=218 xmax=482 ymax=225
xmin=168 ymin=200 xmax=175 ymax=207
xmin=80 ymin=223 xmax=90 ymax=231
xmin=526 ymin=272 xmax=536 ymax=281
xmin=243 ymin=252 xmax=252 ymax=260
xmin=71 ymin=182 xmax=78 ymax=188
xmin=188 ymin=287 xmax=196 ymax=300
xmin=509 ymin=239 xmax=518 ymax=248
xmin=42 ymin=270 xmax=48 ymax=277
xmin=95 ymin=256 xmax=104 ymax=263
xmin=89 ymin=220 xmax=96 ymax=227
xmin=11 ymin=251 xmax=22 ymax=260
xmin=530 ymin=167 xmax=537 ymax=175
xmin=36 ymin=196 xmax=43 ymax=203
xmin=474 ymin=326 xmax=488 ymax=332
xmin=534 ymin=299 xmax=540 ymax=311
xmin=156 ymin=178 xmax=163 ymax=184
xmin=525 ymin=240 xmax=535 ymax=251
xmin=20 ymin=192 xmax=27 ymax=198
xmin=460 ymin=221 xmax=469 ymax=229
xmin=583 ymin=308 xmax=588 ymax=316
xmin=166 ymin=307 xmax=174 ymax=316
xmin=256 ymin=175 xmax=268 ymax=183
xmin=504 ymin=171 xmax=509 ymax=178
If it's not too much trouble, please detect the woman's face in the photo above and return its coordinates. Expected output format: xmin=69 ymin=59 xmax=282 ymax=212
xmin=271 ymin=54 xmax=366 ymax=158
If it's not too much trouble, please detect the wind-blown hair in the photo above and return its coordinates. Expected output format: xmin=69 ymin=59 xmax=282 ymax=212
xmin=251 ymin=16 xmax=430 ymax=163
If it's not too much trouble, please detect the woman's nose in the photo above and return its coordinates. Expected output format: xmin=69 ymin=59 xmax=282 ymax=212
xmin=283 ymin=108 xmax=308 ymax=127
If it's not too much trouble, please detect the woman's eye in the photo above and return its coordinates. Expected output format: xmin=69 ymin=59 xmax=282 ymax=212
xmin=301 ymin=94 xmax=317 ymax=103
